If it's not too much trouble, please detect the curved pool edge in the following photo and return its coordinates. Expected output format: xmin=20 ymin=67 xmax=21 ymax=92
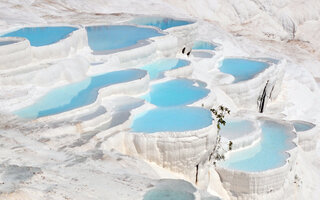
xmin=192 ymin=40 xmax=221 ymax=51
xmin=32 ymin=26 xmax=88 ymax=61
xmin=220 ymin=118 xmax=262 ymax=151
xmin=217 ymin=58 xmax=286 ymax=110
xmin=165 ymin=21 xmax=198 ymax=49
xmin=1 ymin=25 xmax=88 ymax=61
xmin=16 ymin=69 xmax=149 ymax=123
xmin=90 ymin=33 xmax=179 ymax=67
xmin=85 ymin=20 xmax=196 ymax=66
xmin=0 ymin=37 xmax=32 ymax=70
xmin=144 ymin=76 xmax=215 ymax=108
xmin=129 ymin=15 xmax=196 ymax=31
xmin=291 ymin=120 xmax=318 ymax=151
xmin=163 ymin=61 xmax=193 ymax=80
xmin=215 ymin=117 xmax=298 ymax=197
xmin=117 ymin=103 xmax=217 ymax=182
xmin=217 ymin=57 xmax=273 ymax=84
xmin=87 ymin=24 xmax=165 ymax=55
xmin=130 ymin=16 xmax=198 ymax=50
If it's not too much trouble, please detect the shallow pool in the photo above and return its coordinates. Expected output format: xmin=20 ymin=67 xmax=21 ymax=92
xmin=0 ymin=40 xmax=17 ymax=46
xmin=192 ymin=41 xmax=216 ymax=50
xmin=16 ymin=69 xmax=146 ymax=119
xmin=293 ymin=121 xmax=315 ymax=132
xmin=131 ymin=107 xmax=212 ymax=133
xmin=131 ymin=17 xmax=193 ymax=30
xmin=143 ymin=179 xmax=196 ymax=200
xmin=219 ymin=58 xmax=269 ymax=83
xmin=140 ymin=58 xmax=190 ymax=80
xmin=1 ymin=27 xmax=78 ymax=46
xmin=142 ymin=79 xmax=209 ymax=107
xmin=220 ymin=121 xmax=295 ymax=172
xmin=220 ymin=119 xmax=256 ymax=140
xmin=144 ymin=189 xmax=194 ymax=200
xmin=86 ymin=25 xmax=163 ymax=52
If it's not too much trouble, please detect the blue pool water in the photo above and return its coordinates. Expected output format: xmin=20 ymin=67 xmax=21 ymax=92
xmin=1 ymin=27 xmax=78 ymax=46
xmin=144 ymin=179 xmax=196 ymax=200
xmin=0 ymin=41 xmax=17 ymax=46
xmin=16 ymin=69 xmax=146 ymax=119
xmin=192 ymin=41 xmax=216 ymax=50
xmin=140 ymin=58 xmax=190 ymax=80
xmin=131 ymin=17 xmax=193 ymax=30
xmin=86 ymin=25 xmax=163 ymax=52
xmin=293 ymin=121 xmax=315 ymax=132
xmin=142 ymin=79 xmax=209 ymax=107
xmin=220 ymin=120 xmax=256 ymax=139
xmin=144 ymin=189 xmax=194 ymax=200
xmin=220 ymin=121 xmax=295 ymax=172
xmin=131 ymin=107 xmax=212 ymax=133
xmin=219 ymin=58 xmax=270 ymax=83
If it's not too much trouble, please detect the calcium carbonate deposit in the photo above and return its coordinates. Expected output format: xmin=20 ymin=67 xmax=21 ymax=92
xmin=0 ymin=1 xmax=320 ymax=200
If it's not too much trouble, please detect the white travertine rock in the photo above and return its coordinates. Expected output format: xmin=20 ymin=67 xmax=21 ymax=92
xmin=292 ymin=121 xmax=319 ymax=151
xmin=35 ymin=70 xmax=149 ymax=124
xmin=166 ymin=20 xmax=198 ymax=49
xmin=218 ymin=59 xmax=286 ymax=111
xmin=216 ymin=120 xmax=298 ymax=199
xmin=102 ymin=103 xmax=217 ymax=187
xmin=220 ymin=118 xmax=262 ymax=151
xmin=31 ymin=27 xmax=88 ymax=61
xmin=124 ymin=125 xmax=217 ymax=185
xmin=152 ymin=34 xmax=179 ymax=57
xmin=0 ymin=57 xmax=90 ymax=86
xmin=163 ymin=61 xmax=193 ymax=79
xmin=0 ymin=37 xmax=32 ymax=70
xmin=0 ymin=0 xmax=320 ymax=200
xmin=92 ymin=39 xmax=158 ymax=67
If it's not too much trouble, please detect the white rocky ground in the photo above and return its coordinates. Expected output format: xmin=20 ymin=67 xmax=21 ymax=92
xmin=0 ymin=0 xmax=320 ymax=199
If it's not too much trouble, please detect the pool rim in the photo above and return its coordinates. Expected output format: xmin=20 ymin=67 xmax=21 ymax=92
xmin=142 ymin=76 xmax=213 ymax=109
xmin=0 ymin=24 xmax=81 ymax=47
xmin=216 ymin=117 xmax=297 ymax=174
xmin=192 ymin=40 xmax=221 ymax=51
xmin=0 ymin=37 xmax=23 ymax=46
xmin=291 ymin=120 xmax=316 ymax=132
xmin=14 ymin=68 xmax=149 ymax=120
xmin=141 ymin=77 xmax=211 ymax=108
xmin=217 ymin=56 xmax=281 ymax=85
xmin=85 ymin=24 xmax=167 ymax=55
xmin=128 ymin=103 xmax=215 ymax=136
xmin=139 ymin=58 xmax=192 ymax=81
xmin=128 ymin=15 xmax=196 ymax=32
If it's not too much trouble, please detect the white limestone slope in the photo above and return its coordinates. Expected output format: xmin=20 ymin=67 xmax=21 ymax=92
xmin=0 ymin=0 xmax=319 ymax=200
xmin=0 ymin=37 xmax=32 ymax=70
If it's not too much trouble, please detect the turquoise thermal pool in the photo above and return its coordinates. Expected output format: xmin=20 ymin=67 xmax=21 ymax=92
xmin=131 ymin=107 xmax=212 ymax=133
xmin=140 ymin=58 xmax=190 ymax=80
xmin=293 ymin=121 xmax=315 ymax=132
xmin=192 ymin=41 xmax=217 ymax=50
xmin=15 ymin=69 xmax=146 ymax=119
xmin=220 ymin=119 xmax=256 ymax=140
xmin=86 ymin=25 xmax=163 ymax=52
xmin=1 ymin=26 xmax=78 ymax=46
xmin=220 ymin=121 xmax=295 ymax=172
xmin=131 ymin=17 xmax=193 ymax=30
xmin=142 ymin=79 xmax=209 ymax=107
xmin=219 ymin=58 xmax=270 ymax=83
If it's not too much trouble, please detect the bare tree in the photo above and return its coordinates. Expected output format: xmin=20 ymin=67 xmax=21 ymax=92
xmin=209 ymin=105 xmax=232 ymax=165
